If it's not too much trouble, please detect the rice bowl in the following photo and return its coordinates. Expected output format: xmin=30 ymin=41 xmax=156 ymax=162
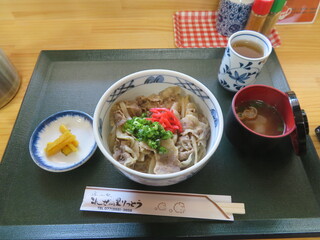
xmin=93 ymin=69 xmax=224 ymax=186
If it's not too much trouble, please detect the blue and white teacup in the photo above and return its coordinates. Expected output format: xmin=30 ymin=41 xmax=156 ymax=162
xmin=218 ymin=30 xmax=272 ymax=92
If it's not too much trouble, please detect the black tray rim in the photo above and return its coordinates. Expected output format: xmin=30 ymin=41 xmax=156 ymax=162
xmin=1 ymin=48 xmax=320 ymax=239
xmin=1 ymin=218 xmax=320 ymax=239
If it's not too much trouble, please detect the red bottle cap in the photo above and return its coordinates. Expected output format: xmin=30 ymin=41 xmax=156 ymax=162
xmin=252 ymin=0 xmax=274 ymax=16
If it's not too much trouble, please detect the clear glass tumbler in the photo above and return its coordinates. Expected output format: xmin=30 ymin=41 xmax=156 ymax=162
xmin=0 ymin=49 xmax=21 ymax=108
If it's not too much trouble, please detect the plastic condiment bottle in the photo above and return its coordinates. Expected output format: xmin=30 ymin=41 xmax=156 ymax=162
xmin=261 ymin=0 xmax=287 ymax=36
xmin=245 ymin=0 xmax=274 ymax=32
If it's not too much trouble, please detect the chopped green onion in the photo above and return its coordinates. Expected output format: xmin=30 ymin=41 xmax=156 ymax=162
xmin=122 ymin=115 xmax=173 ymax=153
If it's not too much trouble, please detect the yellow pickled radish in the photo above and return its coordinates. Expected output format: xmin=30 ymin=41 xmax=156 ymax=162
xmin=45 ymin=124 xmax=79 ymax=156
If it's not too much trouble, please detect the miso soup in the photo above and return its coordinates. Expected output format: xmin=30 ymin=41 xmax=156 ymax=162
xmin=236 ymin=100 xmax=285 ymax=136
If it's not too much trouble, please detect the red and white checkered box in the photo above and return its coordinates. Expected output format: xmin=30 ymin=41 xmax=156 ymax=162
xmin=174 ymin=11 xmax=281 ymax=48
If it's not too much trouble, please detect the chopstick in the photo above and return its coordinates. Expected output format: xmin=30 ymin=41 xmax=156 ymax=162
xmin=216 ymin=202 xmax=246 ymax=214
xmin=85 ymin=187 xmax=246 ymax=218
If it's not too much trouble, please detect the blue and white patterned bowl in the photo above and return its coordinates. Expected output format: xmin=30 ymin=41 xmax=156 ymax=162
xmin=29 ymin=110 xmax=97 ymax=172
xmin=93 ymin=69 xmax=224 ymax=186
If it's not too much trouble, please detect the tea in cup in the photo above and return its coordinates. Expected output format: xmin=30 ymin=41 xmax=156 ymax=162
xmin=218 ymin=30 xmax=272 ymax=92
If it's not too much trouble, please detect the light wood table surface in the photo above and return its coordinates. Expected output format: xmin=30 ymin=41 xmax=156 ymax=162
xmin=0 ymin=1 xmax=319 ymax=239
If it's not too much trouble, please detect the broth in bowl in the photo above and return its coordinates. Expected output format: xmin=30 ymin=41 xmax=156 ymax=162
xmin=236 ymin=100 xmax=285 ymax=136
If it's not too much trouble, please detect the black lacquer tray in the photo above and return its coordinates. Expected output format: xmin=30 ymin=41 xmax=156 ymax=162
xmin=1 ymin=49 xmax=320 ymax=239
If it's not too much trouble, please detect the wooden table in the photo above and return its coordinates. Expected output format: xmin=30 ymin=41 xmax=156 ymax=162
xmin=0 ymin=1 xmax=319 ymax=239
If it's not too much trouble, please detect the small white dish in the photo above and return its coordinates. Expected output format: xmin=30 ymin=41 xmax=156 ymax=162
xmin=29 ymin=110 xmax=97 ymax=172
